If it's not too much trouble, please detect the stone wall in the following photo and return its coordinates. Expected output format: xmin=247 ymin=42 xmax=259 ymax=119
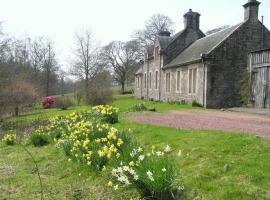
xmin=160 ymin=63 xmax=205 ymax=105
xmin=206 ymin=21 xmax=270 ymax=108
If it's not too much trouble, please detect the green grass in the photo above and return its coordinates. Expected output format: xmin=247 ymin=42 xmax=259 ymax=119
xmin=1 ymin=95 xmax=270 ymax=199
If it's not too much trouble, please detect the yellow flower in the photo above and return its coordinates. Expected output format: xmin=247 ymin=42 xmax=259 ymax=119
xmin=107 ymin=181 xmax=113 ymax=187
xmin=129 ymin=161 xmax=135 ymax=166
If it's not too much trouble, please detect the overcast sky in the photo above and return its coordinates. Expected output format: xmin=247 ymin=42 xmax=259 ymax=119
xmin=0 ymin=0 xmax=269 ymax=71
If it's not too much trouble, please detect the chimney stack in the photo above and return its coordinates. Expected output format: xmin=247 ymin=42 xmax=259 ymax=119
xmin=243 ymin=0 xmax=261 ymax=23
xmin=158 ymin=30 xmax=171 ymax=37
xmin=184 ymin=9 xmax=201 ymax=30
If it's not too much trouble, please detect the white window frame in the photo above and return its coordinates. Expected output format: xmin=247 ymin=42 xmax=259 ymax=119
xmin=155 ymin=70 xmax=159 ymax=90
xmin=188 ymin=67 xmax=197 ymax=95
xmin=176 ymin=70 xmax=182 ymax=93
xmin=144 ymin=73 xmax=147 ymax=89
xmin=149 ymin=71 xmax=152 ymax=90
xmin=137 ymin=77 xmax=140 ymax=89
xmin=165 ymin=72 xmax=171 ymax=93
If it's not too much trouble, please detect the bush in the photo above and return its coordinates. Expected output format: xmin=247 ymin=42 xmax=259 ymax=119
xmin=2 ymin=131 xmax=16 ymax=145
xmin=54 ymin=96 xmax=74 ymax=110
xmin=0 ymin=121 xmax=17 ymax=131
xmin=191 ymin=100 xmax=203 ymax=107
xmin=130 ymin=103 xmax=148 ymax=112
xmin=42 ymin=96 xmax=56 ymax=109
xmin=240 ymin=69 xmax=251 ymax=105
xmin=30 ymin=132 xmax=50 ymax=147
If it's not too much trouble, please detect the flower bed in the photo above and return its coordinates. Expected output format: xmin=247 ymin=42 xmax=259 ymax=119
xmin=28 ymin=105 xmax=183 ymax=199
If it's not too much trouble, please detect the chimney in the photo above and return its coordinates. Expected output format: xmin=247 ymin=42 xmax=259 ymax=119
xmin=184 ymin=9 xmax=201 ymax=30
xmin=158 ymin=30 xmax=171 ymax=37
xmin=243 ymin=0 xmax=261 ymax=23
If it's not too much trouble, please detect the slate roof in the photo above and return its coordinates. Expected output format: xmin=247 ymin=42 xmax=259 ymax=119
xmin=164 ymin=23 xmax=244 ymax=68
xmin=157 ymin=36 xmax=171 ymax=49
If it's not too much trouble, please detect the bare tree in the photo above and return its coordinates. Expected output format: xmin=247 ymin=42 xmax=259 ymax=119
xmin=41 ymin=40 xmax=58 ymax=96
xmin=102 ymin=40 xmax=142 ymax=93
xmin=70 ymin=31 xmax=102 ymax=99
xmin=133 ymin=14 xmax=175 ymax=48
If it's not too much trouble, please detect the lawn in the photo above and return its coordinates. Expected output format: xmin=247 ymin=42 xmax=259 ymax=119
xmin=1 ymin=95 xmax=270 ymax=199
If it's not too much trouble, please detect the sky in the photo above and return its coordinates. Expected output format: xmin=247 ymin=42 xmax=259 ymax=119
xmin=0 ymin=0 xmax=269 ymax=71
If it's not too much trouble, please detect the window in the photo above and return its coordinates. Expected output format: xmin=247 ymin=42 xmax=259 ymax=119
xmin=176 ymin=71 xmax=181 ymax=92
xmin=155 ymin=71 xmax=158 ymax=89
xmin=144 ymin=73 xmax=146 ymax=89
xmin=155 ymin=46 xmax=159 ymax=60
xmin=149 ymin=72 xmax=152 ymax=89
xmin=166 ymin=72 xmax=171 ymax=92
xmin=188 ymin=68 xmax=197 ymax=94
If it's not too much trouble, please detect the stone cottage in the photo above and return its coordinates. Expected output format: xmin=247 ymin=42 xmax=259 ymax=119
xmin=135 ymin=0 xmax=270 ymax=108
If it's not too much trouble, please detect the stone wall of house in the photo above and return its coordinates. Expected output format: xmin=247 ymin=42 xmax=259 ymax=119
xmin=206 ymin=21 xmax=270 ymax=108
xmin=135 ymin=56 xmax=162 ymax=100
xmin=160 ymin=63 xmax=205 ymax=105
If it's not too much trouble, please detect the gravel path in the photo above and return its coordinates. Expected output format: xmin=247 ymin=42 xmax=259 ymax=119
xmin=135 ymin=110 xmax=270 ymax=138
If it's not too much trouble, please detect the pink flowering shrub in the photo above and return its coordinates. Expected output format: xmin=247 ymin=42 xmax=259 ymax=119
xmin=42 ymin=96 xmax=56 ymax=109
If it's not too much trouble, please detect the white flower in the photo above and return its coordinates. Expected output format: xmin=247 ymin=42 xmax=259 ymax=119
xmin=114 ymin=184 xmax=119 ymax=190
xmin=146 ymin=171 xmax=153 ymax=177
xmin=162 ymin=168 xmax=167 ymax=172
xmin=134 ymin=175 xmax=139 ymax=180
xmin=164 ymin=145 xmax=171 ymax=152
xmin=123 ymin=166 xmax=129 ymax=171
xmin=177 ymin=150 xmax=182 ymax=157
xmin=156 ymin=151 xmax=164 ymax=156
xmin=138 ymin=155 xmax=145 ymax=161
xmin=146 ymin=171 xmax=154 ymax=181
xmin=129 ymin=169 xmax=136 ymax=175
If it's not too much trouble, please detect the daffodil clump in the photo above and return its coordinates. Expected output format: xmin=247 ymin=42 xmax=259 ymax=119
xmin=31 ymin=108 xmax=125 ymax=169
xmin=108 ymin=144 xmax=184 ymax=199
xmin=92 ymin=105 xmax=119 ymax=124
xmin=58 ymin=122 xmax=126 ymax=170
xmin=2 ymin=131 xmax=16 ymax=145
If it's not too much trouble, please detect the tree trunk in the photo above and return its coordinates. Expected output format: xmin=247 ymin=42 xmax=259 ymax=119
xmin=121 ymin=82 xmax=125 ymax=94
xmin=15 ymin=106 xmax=19 ymax=117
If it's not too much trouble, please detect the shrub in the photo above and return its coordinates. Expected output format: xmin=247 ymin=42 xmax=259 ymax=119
xmin=2 ymin=131 xmax=16 ymax=145
xmin=240 ymin=69 xmax=251 ymax=105
xmin=92 ymin=105 xmax=119 ymax=124
xmin=30 ymin=132 xmax=50 ymax=147
xmin=191 ymin=100 xmax=203 ymax=107
xmin=54 ymin=96 xmax=74 ymax=110
xmin=0 ymin=121 xmax=17 ymax=131
xmin=130 ymin=103 xmax=147 ymax=112
xmin=42 ymin=96 xmax=56 ymax=109
xmin=0 ymin=80 xmax=39 ymax=116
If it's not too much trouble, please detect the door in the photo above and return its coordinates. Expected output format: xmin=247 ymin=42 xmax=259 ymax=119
xmin=265 ymin=67 xmax=270 ymax=108
xmin=252 ymin=67 xmax=270 ymax=108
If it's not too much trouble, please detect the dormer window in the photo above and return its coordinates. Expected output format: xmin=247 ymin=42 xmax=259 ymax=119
xmin=155 ymin=46 xmax=159 ymax=60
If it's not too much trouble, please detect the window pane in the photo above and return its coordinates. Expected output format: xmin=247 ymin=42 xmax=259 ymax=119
xmin=193 ymin=69 xmax=197 ymax=93
xmin=149 ymin=72 xmax=152 ymax=89
xmin=155 ymin=71 xmax=158 ymax=89
xmin=176 ymin=71 xmax=180 ymax=91
xmin=189 ymin=69 xmax=192 ymax=93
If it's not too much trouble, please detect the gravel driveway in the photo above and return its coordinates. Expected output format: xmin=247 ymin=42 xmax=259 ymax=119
xmin=135 ymin=109 xmax=270 ymax=138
